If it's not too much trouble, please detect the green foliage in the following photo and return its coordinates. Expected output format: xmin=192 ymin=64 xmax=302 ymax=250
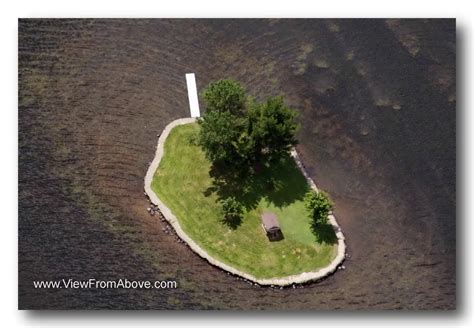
xmin=153 ymin=123 xmax=338 ymax=278
xmin=197 ymin=111 xmax=246 ymax=167
xmin=199 ymin=79 xmax=299 ymax=175
xmin=247 ymin=96 xmax=299 ymax=162
xmin=202 ymin=79 xmax=246 ymax=115
xmin=220 ymin=196 xmax=244 ymax=228
xmin=304 ymin=190 xmax=333 ymax=225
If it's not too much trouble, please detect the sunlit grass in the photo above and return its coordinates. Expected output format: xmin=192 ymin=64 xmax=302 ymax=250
xmin=152 ymin=123 xmax=337 ymax=278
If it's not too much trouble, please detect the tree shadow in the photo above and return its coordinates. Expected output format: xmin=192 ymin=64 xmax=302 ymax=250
xmin=310 ymin=221 xmax=339 ymax=245
xmin=203 ymin=154 xmax=309 ymax=212
xmin=262 ymin=155 xmax=310 ymax=208
xmin=205 ymin=163 xmax=263 ymax=211
xmin=221 ymin=215 xmax=242 ymax=230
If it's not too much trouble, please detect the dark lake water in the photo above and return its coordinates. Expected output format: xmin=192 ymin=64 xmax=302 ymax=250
xmin=18 ymin=19 xmax=456 ymax=310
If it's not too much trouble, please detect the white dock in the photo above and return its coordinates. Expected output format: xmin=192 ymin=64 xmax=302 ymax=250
xmin=185 ymin=73 xmax=201 ymax=118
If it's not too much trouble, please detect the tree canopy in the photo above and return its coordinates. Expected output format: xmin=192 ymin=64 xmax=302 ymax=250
xmin=202 ymin=79 xmax=246 ymax=115
xmin=198 ymin=79 xmax=299 ymax=175
xmin=247 ymin=96 xmax=299 ymax=162
xmin=197 ymin=110 xmax=245 ymax=166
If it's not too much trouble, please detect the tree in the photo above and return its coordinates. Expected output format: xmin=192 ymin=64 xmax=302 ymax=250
xmin=304 ymin=190 xmax=333 ymax=225
xmin=220 ymin=196 xmax=244 ymax=228
xmin=198 ymin=79 xmax=299 ymax=176
xmin=197 ymin=110 xmax=245 ymax=166
xmin=247 ymin=96 xmax=298 ymax=162
xmin=202 ymin=79 xmax=246 ymax=115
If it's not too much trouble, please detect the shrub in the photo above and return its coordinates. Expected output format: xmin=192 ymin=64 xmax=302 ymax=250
xmin=220 ymin=197 xmax=244 ymax=229
xmin=304 ymin=190 xmax=333 ymax=225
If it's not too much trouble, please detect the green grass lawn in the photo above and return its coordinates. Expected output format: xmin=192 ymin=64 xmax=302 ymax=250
xmin=152 ymin=123 xmax=337 ymax=279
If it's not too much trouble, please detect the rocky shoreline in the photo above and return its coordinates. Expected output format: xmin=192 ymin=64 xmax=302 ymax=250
xmin=144 ymin=118 xmax=347 ymax=286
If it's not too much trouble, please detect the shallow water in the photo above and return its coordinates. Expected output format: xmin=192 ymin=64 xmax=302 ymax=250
xmin=18 ymin=19 xmax=455 ymax=309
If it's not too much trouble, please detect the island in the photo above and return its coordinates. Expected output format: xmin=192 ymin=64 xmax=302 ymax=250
xmin=144 ymin=79 xmax=345 ymax=286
